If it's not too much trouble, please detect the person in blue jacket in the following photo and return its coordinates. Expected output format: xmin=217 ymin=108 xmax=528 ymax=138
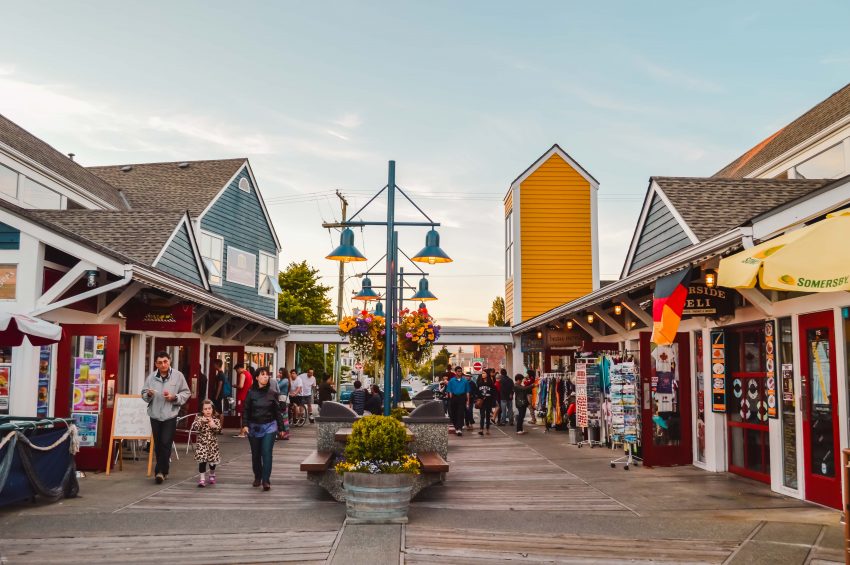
xmin=446 ymin=366 xmax=470 ymax=436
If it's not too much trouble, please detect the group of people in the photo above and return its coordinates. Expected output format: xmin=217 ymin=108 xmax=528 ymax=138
xmin=348 ymin=381 xmax=385 ymax=415
xmin=142 ymin=351 xmax=334 ymax=491
xmin=438 ymin=366 xmax=538 ymax=437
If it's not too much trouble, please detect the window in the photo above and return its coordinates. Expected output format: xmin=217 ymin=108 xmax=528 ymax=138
xmin=21 ymin=177 xmax=61 ymax=209
xmin=238 ymin=177 xmax=251 ymax=192
xmin=199 ymin=232 xmax=223 ymax=286
xmin=226 ymin=246 xmax=256 ymax=287
xmin=258 ymin=251 xmax=281 ymax=297
xmin=0 ymin=163 xmax=17 ymax=198
xmin=505 ymin=210 xmax=514 ymax=280
xmin=795 ymin=141 xmax=847 ymax=179
xmin=0 ymin=264 xmax=17 ymax=299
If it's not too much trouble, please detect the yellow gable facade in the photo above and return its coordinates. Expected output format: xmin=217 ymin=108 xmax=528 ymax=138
xmin=504 ymin=145 xmax=599 ymax=324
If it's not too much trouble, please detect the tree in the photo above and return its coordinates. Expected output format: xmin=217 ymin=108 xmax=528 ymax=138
xmin=418 ymin=346 xmax=451 ymax=380
xmin=277 ymin=261 xmax=335 ymax=373
xmin=487 ymin=296 xmax=507 ymax=327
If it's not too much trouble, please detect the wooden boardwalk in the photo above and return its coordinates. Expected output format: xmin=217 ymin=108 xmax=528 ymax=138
xmin=411 ymin=434 xmax=631 ymax=513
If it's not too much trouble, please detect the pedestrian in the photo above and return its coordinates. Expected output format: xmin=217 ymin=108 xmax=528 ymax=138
xmin=192 ymin=399 xmax=222 ymax=487
xmin=446 ymin=366 xmax=470 ymax=436
xmin=235 ymin=363 xmax=253 ymax=436
xmin=288 ymin=369 xmax=304 ymax=423
xmin=349 ymin=380 xmax=367 ymax=415
xmin=498 ymin=369 xmax=515 ymax=426
xmin=317 ymin=374 xmax=336 ymax=413
xmin=141 ymin=351 xmax=190 ymax=484
xmin=524 ymin=370 xmax=538 ymax=425
xmin=241 ymin=367 xmax=286 ymax=491
xmin=513 ymin=374 xmax=533 ymax=435
xmin=464 ymin=371 xmax=478 ymax=431
xmin=437 ymin=374 xmax=449 ymax=416
xmin=212 ymin=359 xmax=229 ymax=414
xmin=277 ymin=368 xmax=290 ymax=440
xmin=476 ymin=371 xmax=497 ymax=436
xmin=364 ymin=384 xmax=383 ymax=415
xmin=299 ymin=369 xmax=317 ymax=423
xmin=492 ymin=371 xmax=501 ymax=425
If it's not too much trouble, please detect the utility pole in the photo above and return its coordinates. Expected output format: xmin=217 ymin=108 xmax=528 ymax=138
xmin=333 ymin=190 xmax=348 ymax=395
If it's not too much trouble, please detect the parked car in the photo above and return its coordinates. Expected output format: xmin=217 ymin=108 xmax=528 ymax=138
xmin=338 ymin=383 xmax=355 ymax=404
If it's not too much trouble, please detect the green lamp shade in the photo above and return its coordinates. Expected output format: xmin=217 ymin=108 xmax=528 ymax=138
xmin=371 ymin=302 xmax=385 ymax=317
xmin=411 ymin=229 xmax=452 ymax=264
xmin=353 ymin=277 xmax=380 ymax=301
xmin=410 ymin=277 xmax=437 ymax=301
xmin=326 ymin=228 xmax=367 ymax=262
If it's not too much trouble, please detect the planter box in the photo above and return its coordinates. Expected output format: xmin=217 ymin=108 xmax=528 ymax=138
xmin=343 ymin=472 xmax=414 ymax=524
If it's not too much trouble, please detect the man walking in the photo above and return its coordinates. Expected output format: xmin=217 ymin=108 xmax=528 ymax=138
xmin=464 ymin=371 xmax=478 ymax=431
xmin=498 ymin=369 xmax=515 ymax=426
xmin=212 ymin=359 xmax=228 ymax=414
xmin=141 ymin=351 xmax=190 ymax=484
xmin=298 ymin=369 xmax=317 ymax=423
xmin=447 ymin=367 xmax=470 ymax=436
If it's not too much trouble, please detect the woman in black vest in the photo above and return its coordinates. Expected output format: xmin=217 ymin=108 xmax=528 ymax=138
xmin=240 ymin=367 xmax=285 ymax=491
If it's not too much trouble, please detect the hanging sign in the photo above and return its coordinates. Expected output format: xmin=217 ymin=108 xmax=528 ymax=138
xmin=683 ymin=285 xmax=736 ymax=318
xmin=521 ymin=333 xmax=544 ymax=353
xmin=710 ymin=329 xmax=726 ymax=412
xmin=575 ymin=364 xmax=588 ymax=428
xmin=545 ymin=330 xmax=583 ymax=349
xmin=764 ymin=321 xmax=778 ymax=418
xmin=126 ymin=303 xmax=194 ymax=332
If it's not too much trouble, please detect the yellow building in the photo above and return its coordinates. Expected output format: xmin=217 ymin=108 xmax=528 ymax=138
xmin=504 ymin=144 xmax=599 ymax=325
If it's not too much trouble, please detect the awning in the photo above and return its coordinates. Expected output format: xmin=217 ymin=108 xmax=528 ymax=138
xmin=718 ymin=211 xmax=850 ymax=292
xmin=0 ymin=313 xmax=63 ymax=346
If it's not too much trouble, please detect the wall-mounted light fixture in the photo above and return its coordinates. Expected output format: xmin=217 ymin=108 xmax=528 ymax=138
xmin=630 ymin=321 xmax=637 ymax=328
xmin=586 ymin=313 xmax=595 ymax=324
xmin=536 ymin=330 xmax=543 ymax=340
xmin=704 ymin=268 xmax=718 ymax=289
xmin=566 ymin=320 xmax=574 ymax=330
xmin=85 ymin=270 xmax=99 ymax=288
xmin=614 ymin=304 xmax=622 ymax=316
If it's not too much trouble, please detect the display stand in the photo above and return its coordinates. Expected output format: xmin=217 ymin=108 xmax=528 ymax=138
xmin=575 ymin=362 xmax=602 ymax=448
xmin=609 ymin=362 xmax=641 ymax=470
xmin=105 ymin=395 xmax=153 ymax=476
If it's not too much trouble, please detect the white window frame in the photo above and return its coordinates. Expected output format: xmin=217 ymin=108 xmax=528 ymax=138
xmin=258 ymin=251 xmax=280 ymax=297
xmin=226 ymin=245 xmax=257 ymax=288
xmin=199 ymin=231 xmax=224 ymax=286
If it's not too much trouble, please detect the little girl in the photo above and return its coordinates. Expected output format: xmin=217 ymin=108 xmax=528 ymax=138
xmin=191 ymin=399 xmax=222 ymax=487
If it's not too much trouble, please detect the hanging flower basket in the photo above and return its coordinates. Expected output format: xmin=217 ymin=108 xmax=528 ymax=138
xmin=339 ymin=310 xmax=386 ymax=363
xmin=395 ymin=306 xmax=441 ymax=368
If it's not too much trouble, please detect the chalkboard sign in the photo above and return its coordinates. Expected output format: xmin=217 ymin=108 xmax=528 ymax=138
xmin=112 ymin=395 xmax=152 ymax=438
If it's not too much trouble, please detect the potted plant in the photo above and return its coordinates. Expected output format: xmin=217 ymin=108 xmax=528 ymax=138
xmin=395 ymin=305 xmax=441 ymax=369
xmin=335 ymin=415 xmax=421 ymax=523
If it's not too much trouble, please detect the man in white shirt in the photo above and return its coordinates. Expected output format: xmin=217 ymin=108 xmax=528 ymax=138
xmin=298 ymin=369 xmax=317 ymax=423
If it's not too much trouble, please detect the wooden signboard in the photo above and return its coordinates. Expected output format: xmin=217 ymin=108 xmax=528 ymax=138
xmin=106 ymin=394 xmax=153 ymax=476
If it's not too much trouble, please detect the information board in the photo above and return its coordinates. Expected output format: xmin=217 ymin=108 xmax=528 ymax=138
xmin=106 ymin=394 xmax=153 ymax=476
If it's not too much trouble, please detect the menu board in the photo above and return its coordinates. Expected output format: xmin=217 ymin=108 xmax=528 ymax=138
xmin=710 ymin=330 xmax=726 ymax=412
xmin=0 ymin=364 xmax=10 ymax=415
xmin=764 ymin=321 xmax=777 ymax=418
xmin=36 ymin=346 xmax=52 ymax=417
xmin=73 ymin=413 xmax=98 ymax=447
xmin=72 ymin=357 xmax=102 ymax=413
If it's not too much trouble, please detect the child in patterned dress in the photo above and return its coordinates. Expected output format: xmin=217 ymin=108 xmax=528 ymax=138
xmin=192 ymin=399 xmax=222 ymax=487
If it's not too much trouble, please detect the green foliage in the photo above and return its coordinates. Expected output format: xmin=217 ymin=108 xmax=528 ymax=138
xmin=389 ymin=407 xmax=407 ymax=422
xmin=488 ymin=296 xmax=508 ymax=327
xmin=400 ymin=388 xmax=411 ymax=402
xmin=345 ymin=415 xmax=408 ymax=463
xmin=277 ymin=260 xmax=334 ymax=325
xmin=418 ymin=346 xmax=450 ymax=380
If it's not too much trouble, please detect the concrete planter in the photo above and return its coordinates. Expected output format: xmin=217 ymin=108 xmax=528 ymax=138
xmin=343 ymin=472 xmax=414 ymax=524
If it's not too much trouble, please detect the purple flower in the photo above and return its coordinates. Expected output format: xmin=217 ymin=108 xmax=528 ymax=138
xmin=405 ymin=332 xmax=413 ymax=338
xmin=380 ymin=330 xmax=386 ymax=335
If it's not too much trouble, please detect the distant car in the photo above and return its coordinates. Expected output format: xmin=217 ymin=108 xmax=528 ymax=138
xmin=339 ymin=383 xmax=355 ymax=403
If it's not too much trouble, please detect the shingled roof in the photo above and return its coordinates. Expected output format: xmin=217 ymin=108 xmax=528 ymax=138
xmin=714 ymin=83 xmax=850 ymax=178
xmin=0 ymin=114 xmax=129 ymax=210
xmin=26 ymin=208 xmax=185 ymax=265
xmin=88 ymin=159 xmax=246 ymax=215
xmin=653 ymin=177 xmax=830 ymax=241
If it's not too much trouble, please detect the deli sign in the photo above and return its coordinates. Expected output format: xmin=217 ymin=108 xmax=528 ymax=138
xmin=126 ymin=303 xmax=194 ymax=332
xmin=682 ymin=285 xmax=735 ymax=318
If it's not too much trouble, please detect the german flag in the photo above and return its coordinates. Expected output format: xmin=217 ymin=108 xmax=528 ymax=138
xmin=650 ymin=267 xmax=692 ymax=347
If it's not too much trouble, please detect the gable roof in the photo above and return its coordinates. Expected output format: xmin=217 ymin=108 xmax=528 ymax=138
xmin=506 ymin=144 xmax=599 ymax=199
xmin=88 ymin=158 xmax=246 ymax=215
xmin=0 ymin=114 xmax=129 ymax=210
xmin=714 ymin=82 xmax=850 ymax=178
xmin=27 ymin=208 xmax=185 ymax=265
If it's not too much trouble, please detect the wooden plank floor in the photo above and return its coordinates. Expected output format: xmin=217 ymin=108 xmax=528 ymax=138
xmin=411 ymin=435 xmax=630 ymax=512
xmin=0 ymin=531 xmax=336 ymax=564
xmin=404 ymin=526 xmax=740 ymax=564
xmin=118 ymin=433 xmax=337 ymax=513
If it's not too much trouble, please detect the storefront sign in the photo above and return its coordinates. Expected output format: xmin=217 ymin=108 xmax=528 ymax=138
xmin=683 ymin=285 xmax=735 ymax=318
xmin=545 ymin=330 xmax=583 ymax=349
xmin=126 ymin=303 xmax=194 ymax=332
xmin=521 ymin=334 xmax=544 ymax=353
xmin=710 ymin=329 xmax=726 ymax=412
xmin=764 ymin=321 xmax=778 ymax=418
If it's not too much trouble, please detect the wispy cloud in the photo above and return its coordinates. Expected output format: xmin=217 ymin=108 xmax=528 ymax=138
xmin=333 ymin=113 xmax=363 ymax=129
xmin=632 ymin=55 xmax=724 ymax=94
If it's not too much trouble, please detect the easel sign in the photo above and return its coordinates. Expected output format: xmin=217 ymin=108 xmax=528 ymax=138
xmin=106 ymin=394 xmax=154 ymax=476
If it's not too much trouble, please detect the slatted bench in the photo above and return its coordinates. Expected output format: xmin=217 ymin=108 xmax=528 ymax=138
xmin=300 ymin=450 xmax=334 ymax=472
xmin=417 ymin=451 xmax=449 ymax=473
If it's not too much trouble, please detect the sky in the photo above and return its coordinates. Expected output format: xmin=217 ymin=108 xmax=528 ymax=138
xmin=1 ymin=1 xmax=849 ymax=326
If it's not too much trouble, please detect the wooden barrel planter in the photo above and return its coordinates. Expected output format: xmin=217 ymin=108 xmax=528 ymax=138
xmin=343 ymin=472 xmax=414 ymax=524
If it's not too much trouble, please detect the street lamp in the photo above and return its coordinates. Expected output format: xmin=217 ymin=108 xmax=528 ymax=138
xmin=324 ymin=161 xmax=452 ymax=415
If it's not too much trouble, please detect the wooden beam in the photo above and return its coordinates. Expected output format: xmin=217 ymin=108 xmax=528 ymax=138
xmin=36 ymin=260 xmax=94 ymax=307
xmin=241 ymin=326 xmax=264 ymax=345
xmin=738 ymin=288 xmax=774 ymax=317
xmin=97 ymin=282 xmax=144 ymax=323
xmin=621 ymin=298 xmax=653 ymax=327
xmin=570 ymin=317 xmax=602 ymax=340
xmin=224 ymin=320 xmax=250 ymax=341
xmin=590 ymin=309 xmax=627 ymax=335
xmin=203 ymin=314 xmax=232 ymax=338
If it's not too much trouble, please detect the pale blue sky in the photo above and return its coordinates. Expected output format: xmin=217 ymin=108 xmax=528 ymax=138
xmin=1 ymin=1 xmax=849 ymax=324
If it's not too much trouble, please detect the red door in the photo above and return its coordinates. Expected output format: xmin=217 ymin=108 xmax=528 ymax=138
xmin=640 ymin=332 xmax=692 ymax=466
xmin=154 ymin=338 xmax=202 ymax=415
xmin=799 ymin=310 xmax=841 ymax=509
xmin=55 ymin=324 xmax=120 ymax=471
xmin=209 ymin=346 xmax=244 ymax=428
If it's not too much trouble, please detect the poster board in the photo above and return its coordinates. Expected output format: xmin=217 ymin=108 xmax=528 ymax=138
xmin=106 ymin=394 xmax=153 ymax=476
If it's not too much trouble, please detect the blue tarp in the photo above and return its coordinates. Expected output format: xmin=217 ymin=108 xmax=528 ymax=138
xmin=0 ymin=428 xmax=78 ymax=507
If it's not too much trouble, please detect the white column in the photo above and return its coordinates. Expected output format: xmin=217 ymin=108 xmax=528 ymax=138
xmin=8 ymin=233 xmax=43 ymax=416
xmin=702 ymin=327 xmax=726 ymax=472
xmin=130 ymin=333 xmax=147 ymax=394
xmin=511 ymin=336 xmax=524 ymax=376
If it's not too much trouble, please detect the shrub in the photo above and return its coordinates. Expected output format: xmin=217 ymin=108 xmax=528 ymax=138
xmin=390 ymin=407 xmax=407 ymax=422
xmin=345 ymin=415 xmax=407 ymax=463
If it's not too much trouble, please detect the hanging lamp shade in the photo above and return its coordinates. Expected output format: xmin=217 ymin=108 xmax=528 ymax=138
xmin=326 ymin=228 xmax=366 ymax=262
xmin=410 ymin=277 xmax=437 ymax=301
xmin=353 ymin=277 xmax=380 ymax=301
xmin=371 ymin=302 xmax=385 ymax=317
xmin=411 ymin=229 xmax=452 ymax=264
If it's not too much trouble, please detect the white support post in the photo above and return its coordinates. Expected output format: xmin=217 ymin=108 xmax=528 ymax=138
xmin=738 ymin=288 xmax=775 ymax=317
xmin=97 ymin=282 xmax=143 ymax=322
xmin=590 ymin=309 xmax=627 ymax=335
xmin=621 ymin=298 xmax=653 ymax=327
xmin=36 ymin=260 xmax=94 ymax=307
xmin=571 ymin=317 xmax=602 ymax=340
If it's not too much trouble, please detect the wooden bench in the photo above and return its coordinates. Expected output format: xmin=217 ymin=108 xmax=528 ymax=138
xmin=334 ymin=427 xmax=415 ymax=443
xmin=417 ymin=451 xmax=449 ymax=473
xmin=300 ymin=450 xmax=334 ymax=472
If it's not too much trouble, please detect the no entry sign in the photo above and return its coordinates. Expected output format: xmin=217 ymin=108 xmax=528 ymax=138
xmin=472 ymin=358 xmax=484 ymax=374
